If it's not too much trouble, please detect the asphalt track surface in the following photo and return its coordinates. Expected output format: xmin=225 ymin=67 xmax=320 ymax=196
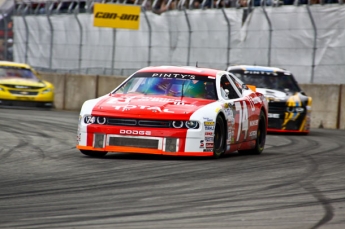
xmin=0 ymin=108 xmax=345 ymax=229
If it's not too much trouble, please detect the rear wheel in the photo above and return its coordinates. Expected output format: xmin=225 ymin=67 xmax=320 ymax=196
xmin=239 ymin=110 xmax=266 ymax=155
xmin=213 ymin=116 xmax=226 ymax=158
xmin=80 ymin=150 xmax=108 ymax=158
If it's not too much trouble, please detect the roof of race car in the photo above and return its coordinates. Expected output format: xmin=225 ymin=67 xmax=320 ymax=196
xmin=137 ymin=66 xmax=224 ymax=77
xmin=0 ymin=61 xmax=33 ymax=70
xmin=227 ymin=65 xmax=289 ymax=74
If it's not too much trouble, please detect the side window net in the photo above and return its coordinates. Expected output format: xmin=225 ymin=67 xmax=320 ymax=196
xmin=220 ymin=76 xmax=239 ymax=99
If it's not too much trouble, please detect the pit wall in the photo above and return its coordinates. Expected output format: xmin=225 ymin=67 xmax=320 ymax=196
xmin=39 ymin=72 xmax=345 ymax=130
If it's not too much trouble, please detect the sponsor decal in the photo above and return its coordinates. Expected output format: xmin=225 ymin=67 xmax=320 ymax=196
xmin=199 ymin=140 xmax=204 ymax=148
xmin=151 ymin=73 xmax=196 ymax=79
xmin=204 ymin=121 xmax=215 ymax=126
xmin=93 ymin=3 xmax=140 ymax=30
xmin=205 ymin=132 xmax=214 ymax=136
xmin=203 ymin=148 xmax=213 ymax=152
xmin=205 ymin=126 xmax=215 ymax=130
xmin=120 ymin=130 xmax=151 ymax=135
xmin=106 ymin=96 xmax=137 ymax=104
xmin=268 ymin=113 xmax=280 ymax=118
xmin=205 ymin=137 xmax=213 ymax=142
xmin=107 ymin=96 xmax=189 ymax=104
xmin=244 ymin=70 xmax=278 ymax=76
xmin=206 ymin=143 xmax=214 ymax=148
xmin=203 ymin=117 xmax=214 ymax=121
xmin=15 ymin=85 xmax=29 ymax=89
xmin=224 ymin=107 xmax=234 ymax=117
xmin=249 ymin=131 xmax=257 ymax=138
xmin=112 ymin=104 xmax=174 ymax=113
xmin=250 ymin=120 xmax=258 ymax=126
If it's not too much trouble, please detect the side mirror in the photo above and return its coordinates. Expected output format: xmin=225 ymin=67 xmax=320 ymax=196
xmin=246 ymin=84 xmax=256 ymax=92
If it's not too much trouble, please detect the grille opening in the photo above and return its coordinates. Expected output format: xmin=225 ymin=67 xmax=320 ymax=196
xmin=109 ymin=137 xmax=159 ymax=149
xmin=165 ymin=138 xmax=178 ymax=152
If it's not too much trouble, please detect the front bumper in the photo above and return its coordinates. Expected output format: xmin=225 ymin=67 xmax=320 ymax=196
xmin=0 ymin=99 xmax=54 ymax=108
xmin=76 ymin=125 xmax=214 ymax=157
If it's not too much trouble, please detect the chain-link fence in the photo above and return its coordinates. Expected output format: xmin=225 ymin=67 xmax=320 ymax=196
xmin=2 ymin=0 xmax=345 ymax=83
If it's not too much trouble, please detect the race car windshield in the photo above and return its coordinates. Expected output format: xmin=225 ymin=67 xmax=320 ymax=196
xmin=0 ymin=67 xmax=39 ymax=81
xmin=115 ymin=73 xmax=217 ymax=100
xmin=235 ymin=73 xmax=301 ymax=93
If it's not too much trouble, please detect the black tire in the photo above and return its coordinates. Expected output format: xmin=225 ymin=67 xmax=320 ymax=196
xmin=80 ymin=150 xmax=108 ymax=158
xmin=213 ymin=115 xmax=226 ymax=158
xmin=239 ymin=110 xmax=266 ymax=155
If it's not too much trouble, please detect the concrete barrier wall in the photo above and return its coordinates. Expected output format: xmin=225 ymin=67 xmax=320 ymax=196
xmin=39 ymin=73 xmax=345 ymax=130
xmin=299 ymin=84 xmax=341 ymax=129
xmin=97 ymin=75 xmax=127 ymax=97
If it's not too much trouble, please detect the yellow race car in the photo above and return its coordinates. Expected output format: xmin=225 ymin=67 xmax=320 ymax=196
xmin=0 ymin=61 xmax=54 ymax=108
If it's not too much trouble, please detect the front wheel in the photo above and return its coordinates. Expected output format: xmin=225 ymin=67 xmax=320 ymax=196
xmin=238 ymin=110 xmax=267 ymax=155
xmin=80 ymin=150 xmax=108 ymax=158
xmin=213 ymin=115 xmax=226 ymax=159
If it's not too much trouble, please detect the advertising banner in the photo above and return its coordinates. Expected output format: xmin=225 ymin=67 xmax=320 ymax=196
xmin=93 ymin=3 xmax=140 ymax=30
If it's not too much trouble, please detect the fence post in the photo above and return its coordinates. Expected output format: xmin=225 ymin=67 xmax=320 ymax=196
xmin=306 ymin=2 xmax=317 ymax=83
xmin=1 ymin=11 xmax=9 ymax=60
xmin=19 ymin=3 xmax=29 ymax=63
xmin=219 ymin=6 xmax=231 ymax=67
xmin=261 ymin=0 xmax=272 ymax=66
xmin=112 ymin=29 xmax=116 ymax=75
xmin=74 ymin=2 xmax=83 ymax=73
xmin=46 ymin=2 xmax=54 ymax=69
xmin=183 ymin=9 xmax=191 ymax=66
xmin=141 ymin=2 xmax=152 ymax=67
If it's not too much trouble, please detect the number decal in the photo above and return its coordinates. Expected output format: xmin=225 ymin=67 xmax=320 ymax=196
xmin=235 ymin=101 xmax=249 ymax=142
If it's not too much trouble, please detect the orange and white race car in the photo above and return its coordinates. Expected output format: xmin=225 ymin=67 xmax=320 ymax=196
xmin=76 ymin=66 xmax=268 ymax=158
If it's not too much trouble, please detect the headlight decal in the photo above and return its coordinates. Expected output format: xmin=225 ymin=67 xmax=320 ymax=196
xmin=185 ymin=120 xmax=199 ymax=129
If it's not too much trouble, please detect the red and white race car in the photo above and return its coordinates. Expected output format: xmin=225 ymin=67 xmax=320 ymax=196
xmin=76 ymin=66 xmax=268 ymax=158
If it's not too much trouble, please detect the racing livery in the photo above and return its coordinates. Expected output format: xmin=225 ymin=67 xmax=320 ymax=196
xmin=227 ymin=65 xmax=312 ymax=134
xmin=77 ymin=66 xmax=268 ymax=158
xmin=0 ymin=61 xmax=54 ymax=108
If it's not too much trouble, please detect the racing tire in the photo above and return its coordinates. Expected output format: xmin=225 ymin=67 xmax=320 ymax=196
xmin=80 ymin=150 xmax=108 ymax=158
xmin=213 ymin=115 xmax=226 ymax=159
xmin=238 ymin=110 xmax=267 ymax=155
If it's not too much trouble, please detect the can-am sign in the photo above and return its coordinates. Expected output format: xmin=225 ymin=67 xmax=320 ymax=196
xmin=93 ymin=3 xmax=140 ymax=30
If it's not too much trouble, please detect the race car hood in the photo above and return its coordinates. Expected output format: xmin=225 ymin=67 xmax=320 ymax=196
xmin=256 ymin=88 xmax=296 ymax=102
xmin=0 ymin=78 xmax=46 ymax=88
xmin=90 ymin=94 xmax=215 ymax=119
xmin=255 ymin=88 xmax=310 ymax=108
